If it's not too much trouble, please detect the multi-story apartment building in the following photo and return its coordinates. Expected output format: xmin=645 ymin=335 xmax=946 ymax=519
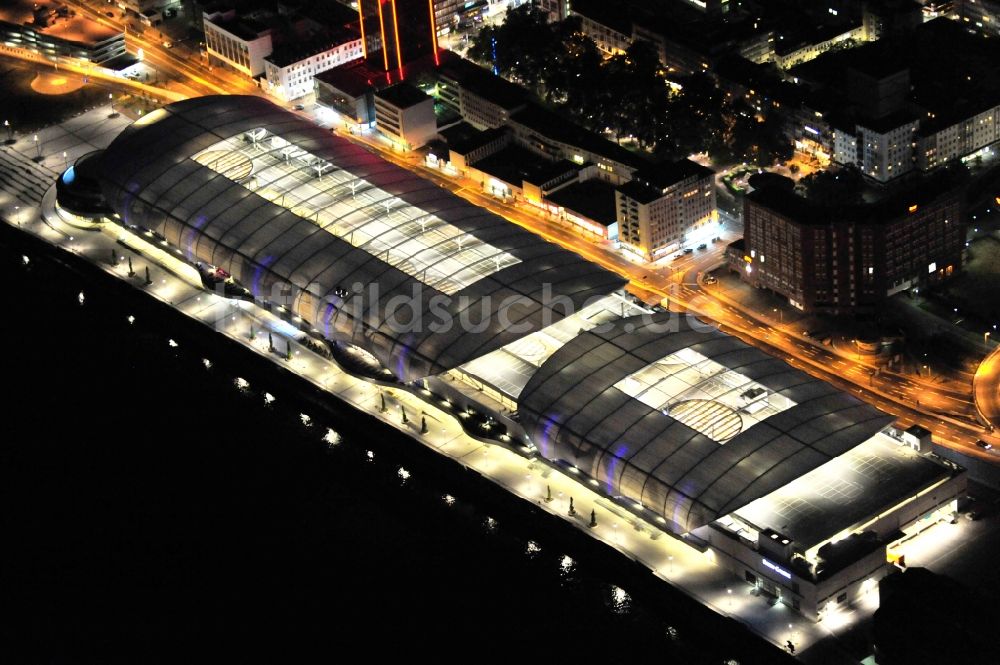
xmin=956 ymin=0 xmax=1000 ymax=37
xmin=615 ymin=159 xmax=716 ymax=260
xmin=737 ymin=174 xmax=965 ymax=313
xmin=916 ymin=101 xmax=1000 ymax=170
xmin=857 ymin=113 xmax=919 ymax=182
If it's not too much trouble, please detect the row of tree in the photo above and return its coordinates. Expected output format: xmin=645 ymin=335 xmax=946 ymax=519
xmin=468 ymin=7 xmax=793 ymax=166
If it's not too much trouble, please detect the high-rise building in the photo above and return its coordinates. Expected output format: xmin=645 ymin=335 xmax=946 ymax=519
xmin=355 ymin=0 xmax=441 ymax=79
xmin=614 ymin=160 xmax=716 ymax=260
xmin=736 ymin=174 xmax=965 ymax=313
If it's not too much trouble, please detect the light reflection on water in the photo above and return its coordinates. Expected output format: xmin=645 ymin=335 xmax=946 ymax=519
xmin=609 ymin=585 xmax=632 ymax=615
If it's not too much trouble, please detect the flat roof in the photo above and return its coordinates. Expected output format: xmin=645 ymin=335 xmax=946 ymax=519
xmin=438 ymin=57 xmax=528 ymax=111
xmin=208 ymin=11 xmax=272 ymax=41
xmin=510 ymin=103 xmax=650 ymax=171
xmin=264 ymin=27 xmax=357 ymax=68
xmin=729 ymin=431 xmax=952 ymax=550
xmin=446 ymin=126 xmax=508 ymax=155
xmin=472 ymin=145 xmax=580 ymax=189
xmin=375 ymin=82 xmax=432 ymax=109
xmin=314 ymin=60 xmax=379 ymax=97
xmin=636 ymin=158 xmax=715 ymax=190
xmin=546 ymin=179 xmax=619 ymax=227
xmin=0 ymin=0 xmax=121 ymax=45
xmin=747 ymin=166 xmax=966 ymax=225
xmin=857 ymin=109 xmax=919 ymax=134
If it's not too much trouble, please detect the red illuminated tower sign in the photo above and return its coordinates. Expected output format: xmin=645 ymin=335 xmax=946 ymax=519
xmin=356 ymin=0 xmax=440 ymax=80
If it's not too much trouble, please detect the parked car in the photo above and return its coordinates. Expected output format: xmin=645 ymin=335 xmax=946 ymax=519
xmin=697 ymin=243 xmax=708 ymax=250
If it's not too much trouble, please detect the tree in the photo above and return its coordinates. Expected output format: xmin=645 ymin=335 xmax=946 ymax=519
xmin=801 ymin=165 xmax=864 ymax=205
xmin=468 ymin=6 xmax=561 ymax=90
xmin=659 ymin=73 xmax=724 ymax=158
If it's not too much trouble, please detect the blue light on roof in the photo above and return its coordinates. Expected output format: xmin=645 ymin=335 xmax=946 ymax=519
xmin=62 ymin=165 xmax=75 ymax=185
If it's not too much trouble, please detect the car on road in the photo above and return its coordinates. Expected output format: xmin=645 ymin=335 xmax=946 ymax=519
xmin=293 ymin=104 xmax=305 ymax=111
xmin=697 ymin=243 xmax=708 ymax=250
xmin=976 ymin=440 xmax=993 ymax=451
xmin=703 ymin=275 xmax=718 ymax=284
xmin=683 ymin=247 xmax=694 ymax=254
xmin=105 ymin=11 xmax=114 ymax=17
xmin=162 ymin=41 xmax=172 ymax=48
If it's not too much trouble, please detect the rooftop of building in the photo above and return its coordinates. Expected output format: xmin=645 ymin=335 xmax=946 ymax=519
xmin=569 ymin=0 xmax=635 ymax=36
xmin=545 ymin=179 xmax=619 ymax=227
xmin=375 ymin=82 xmax=432 ymax=109
xmin=510 ymin=103 xmax=649 ymax=171
xmin=96 ymin=94 xmax=625 ymax=383
xmin=615 ymin=159 xmax=713 ymax=204
xmin=472 ymin=145 xmax=581 ymax=189
xmin=772 ymin=19 xmax=861 ymax=56
xmin=856 ymin=108 xmax=920 ymax=134
xmin=437 ymin=57 xmax=529 ymax=111
xmin=791 ymin=18 xmax=1000 ymax=134
xmin=314 ymin=59 xmax=381 ymax=97
xmin=726 ymin=430 xmax=954 ymax=551
xmin=296 ymin=0 xmax=357 ymax=28
xmin=264 ymin=26 xmax=357 ymax=67
xmin=747 ymin=165 xmax=967 ymax=224
xmin=204 ymin=12 xmax=272 ymax=41
xmin=845 ymin=56 xmax=911 ymax=82
xmin=0 ymin=0 xmax=121 ymax=45
xmin=445 ymin=125 xmax=508 ymax=155
xmin=637 ymin=158 xmax=715 ymax=189
xmin=517 ymin=312 xmax=896 ymax=533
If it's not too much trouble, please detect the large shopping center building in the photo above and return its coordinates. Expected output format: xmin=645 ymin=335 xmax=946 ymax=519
xmin=56 ymin=96 xmax=966 ymax=621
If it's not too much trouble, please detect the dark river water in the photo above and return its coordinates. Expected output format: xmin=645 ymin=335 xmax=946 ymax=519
xmin=0 ymin=226 xmax=794 ymax=664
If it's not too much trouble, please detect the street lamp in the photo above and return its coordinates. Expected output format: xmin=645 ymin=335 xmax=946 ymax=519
xmin=773 ymin=307 xmax=783 ymax=324
xmin=986 ymin=331 xmax=992 ymax=345
xmin=14 ymin=205 xmax=20 ymax=228
xmin=62 ymin=151 xmax=68 ymax=172
xmin=33 ymin=134 xmax=41 ymax=161
xmin=108 ymin=92 xmax=117 ymax=118
xmin=3 ymin=119 xmax=12 ymax=144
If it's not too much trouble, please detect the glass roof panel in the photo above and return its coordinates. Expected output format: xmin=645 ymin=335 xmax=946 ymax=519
xmin=192 ymin=129 xmax=520 ymax=294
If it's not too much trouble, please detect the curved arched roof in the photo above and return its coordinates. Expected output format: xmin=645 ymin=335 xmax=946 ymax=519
xmin=517 ymin=314 xmax=894 ymax=533
xmin=96 ymin=96 xmax=625 ymax=381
